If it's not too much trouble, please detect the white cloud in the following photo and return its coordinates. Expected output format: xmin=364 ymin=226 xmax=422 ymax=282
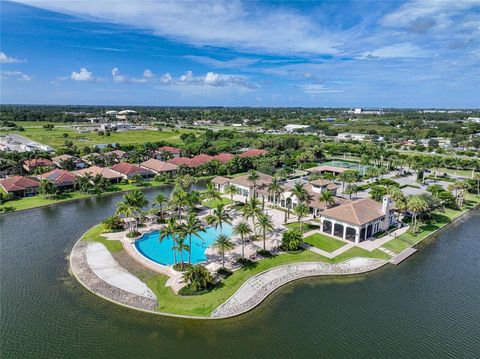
xmin=71 ymin=67 xmax=96 ymax=81
xmin=0 ymin=51 xmax=24 ymax=63
xmin=185 ymin=55 xmax=259 ymax=68
xmin=300 ymin=83 xmax=342 ymax=95
xmin=0 ymin=70 xmax=31 ymax=81
xmin=360 ymin=43 xmax=428 ymax=59
xmin=112 ymin=67 xmax=157 ymax=83
xmin=143 ymin=69 xmax=155 ymax=78
xmin=380 ymin=0 xmax=480 ymax=30
xmin=13 ymin=0 xmax=342 ymax=55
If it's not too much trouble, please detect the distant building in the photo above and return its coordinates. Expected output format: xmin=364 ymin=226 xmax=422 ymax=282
xmin=0 ymin=134 xmax=54 ymax=153
xmin=467 ymin=117 xmax=480 ymax=123
xmin=283 ymin=124 xmax=311 ymax=132
xmin=337 ymin=133 xmax=383 ymax=142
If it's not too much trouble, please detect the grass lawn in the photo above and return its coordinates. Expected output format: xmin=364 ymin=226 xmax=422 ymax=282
xmin=304 ymin=233 xmax=347 ymax=253
xmin=7 ymin=127 xmax=197 ymax=149
xmin=75 ymin=220 xmax=391 ymax=317
xmin=286 ymin=221 xmax=318 ymax=233
xmin=81 ymin=223 xmax=123 ymax=252
xmin=383 ymin=194 xmax=480 ymax=253
xmin=203 ymin=197 xmax=233 ymax=208
xmin=146 ymin=245 xmax=390 ymax=317
xmin=0 ymin=179 xmax=172 ymax=213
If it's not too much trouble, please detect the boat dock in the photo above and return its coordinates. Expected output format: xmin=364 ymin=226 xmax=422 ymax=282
xmin=390 ymin=247 xmax=417 ymax=265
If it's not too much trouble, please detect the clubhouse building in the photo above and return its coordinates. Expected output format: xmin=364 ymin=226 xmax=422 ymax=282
xmin=212 ymin=172 xmax=396 ymax=244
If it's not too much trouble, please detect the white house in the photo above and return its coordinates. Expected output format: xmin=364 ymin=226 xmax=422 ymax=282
xmin=319 ymin=196 xmax=396 ymax=244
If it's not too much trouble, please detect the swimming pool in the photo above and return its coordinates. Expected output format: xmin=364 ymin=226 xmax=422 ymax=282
xmin=134 ymin=223 xmax=233 ymax=266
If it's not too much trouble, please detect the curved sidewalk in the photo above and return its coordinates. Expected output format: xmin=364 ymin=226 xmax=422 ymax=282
xmin=70 ymin=240 xmax=158 ymax=312
xmin=211 ymin=258 xmax=386 ymax=318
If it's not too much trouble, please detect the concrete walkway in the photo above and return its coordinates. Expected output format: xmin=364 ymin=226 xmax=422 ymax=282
xmin=70 ymin=240 xmax=157 ymax=311
xmin=86 ymin=242 xmax=155 ymax=299
xmin=211 ymin=257 xmax=386 ymax=318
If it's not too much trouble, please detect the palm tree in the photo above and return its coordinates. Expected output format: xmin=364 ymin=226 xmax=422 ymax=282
xmin=407 ymin=195 xmax=428 ymax=233
xmin=202 ymin=183 xmax=222 ymax=214
xmin=153 ymin=193 xmax=167 ymax=217
xmin=233 ymin=221 xmax=252 ymax=259
xmin=185 ymin=190 xmax=202 ymax=211
xmin=182 ymin=212 xmax=205 ymax=265
xmin=38 ymin=179 xmax=56 ymax=199
xmin=160 ymin=217 xmax=180 ymax=266
xmin=206 ymin=204 xmax=232 ymax=233
xmin=320 ymin=190 xmax=335 ymax=210
xmin=170 ymin=189 xmax=187 ymax=220
xmin=291 ymin=182 xmax=309 ymax=203
xmin=124 ymin=189 xmax=148 ymax=208
xmin=224 ymin=184 xmax=238 ymax=202
xmin=213 ymin=234 xmax=235 ymax=268
xmin=345 ymin=184 xmax=358 ymax=200
xmin=116 ymin=201 xmax=136 ymax=233
xmin=267 ymin=177 xmax=282 ymax=205
xmin=255 ymin=213 xmax=274 ymax=251
xmin=247 ymin=169 xmax=260 ymax=198
xmin=173 ymin=233 xmax=190 ymax=270
xmin=241 ymin=197 xmax=262 ymax=235
xmin=294 ymin=202 xmax=310 ymax=232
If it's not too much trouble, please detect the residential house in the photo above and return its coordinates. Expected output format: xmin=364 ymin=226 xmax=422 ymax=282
xmin=140 ymin=159 xmax=177 ymax=176
xmin=51 ymin=154 xmax=86 ymax=170
xmin=23 ymin=158 xmax=54 ymax=173
xmin=38 ymin=169 xmax=77 ymax=190
xmin=74 ymin=166 xmax=123 ymax=183
xmin=156 ymin=146 xmax=182 ymax=159
xmin=110 ymin=162 xmax=154 ymax=180
xmin=104 ymin=150 xmax=128 ymax=162
xmin=0 ymin=175 xmax=40 ymax=197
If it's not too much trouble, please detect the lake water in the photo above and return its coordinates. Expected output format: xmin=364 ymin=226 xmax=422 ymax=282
xmin=1 ymin=185 xmax=479 ymax=358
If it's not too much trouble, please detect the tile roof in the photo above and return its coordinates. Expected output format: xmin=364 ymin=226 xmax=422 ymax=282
xmin=105 ymin=150 xmax=127 ymax=158
xmin=321 ymin=198 xmax=385 ymax=225
xmin=51 ymin=154 xmax=75 ymax=163
xmin=190 ymin=154 xmax=214 ymax=167
xmin=167 ymin=157 xmax=193 ymax=166
xmin=38 ymin=169 xmax=77 ymax=186
xmin=211 ymin=176 xmax=231 ymax=185
xmin=23 ymin=158 xmax=54 ymax=167
xmin=239 ymin=148 xmax=268 ymax=157
xmin=140 ymin=159 xmax=177 ymax=173
xmin=230 ymin=172 xmax=273 ymax=188
xmin=74 ymin=166 xmax=123 ymax=179
xmin=213 ymin=153 xmax=234 ymax=163
xmin=111 ymin=162 xmax=153 ymax=176
xmin=157 ymin=146 xmax=182 ymax=154
xmin=0 ymin=176 xmax=40 ymax=192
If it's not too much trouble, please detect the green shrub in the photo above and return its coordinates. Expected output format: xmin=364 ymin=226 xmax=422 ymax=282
xmin=281 ymin=229 xmax=304 ymax=251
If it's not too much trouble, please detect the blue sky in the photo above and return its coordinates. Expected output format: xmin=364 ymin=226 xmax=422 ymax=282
xmin=1 ymin=0 xmax=479 ymax=107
